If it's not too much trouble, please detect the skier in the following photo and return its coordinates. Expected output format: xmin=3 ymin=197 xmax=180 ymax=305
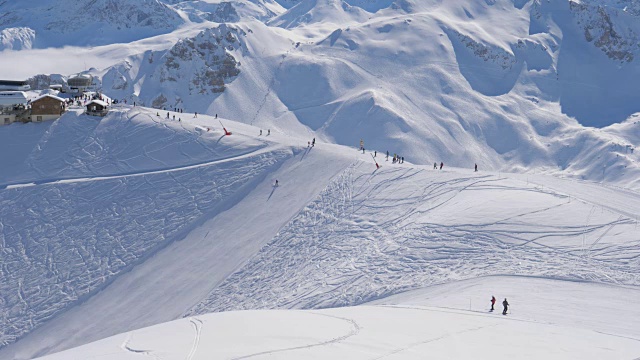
xmin=401 ymin=157 xmax=404 ymax=164
xmin=312 ymin=138 xmax=315 ymax=147
xmin=502 ymin=298 xmax=509 ymax=315
xmin=362 ymin=147 xmax=365 ymax=154
xmin=215 ymin=114 xmax=218 ymax=119
xmin=434 ymin=162 xmax=437 ymax=169
xmin=475 ymin=163 xmax=478 ymax=172
xmin=275 ymin=179 xmax=279 ymax=187
xmin=490 ymin=296 xmax=496 ymax=311
xmin=194 ymin=112 xmax=198 ymax=118
xmin=166 ymin=112 xmax=170 ymax=119
xmin=386 ymin=151 xmax=389 ymax=161
xmin=260 ymin=129 xmax=262 ymax=135
xmin=440 ymin=162 xmax=443 ymax=170
xmin=172 ymin=115 xmax=175 ymax=121
xmin=268 ymin=129 xmax=270 ymax=135
xmin=308 ymin=141 xmax=310 ymax=147
xmin=374 ymin=150 xmax=377 ymax=157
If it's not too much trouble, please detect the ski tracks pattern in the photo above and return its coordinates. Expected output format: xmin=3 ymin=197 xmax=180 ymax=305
xmin=190 ymin=164 xmax=640 ymax=315
xmin=231 ymin=312 xmax=360 ymax=360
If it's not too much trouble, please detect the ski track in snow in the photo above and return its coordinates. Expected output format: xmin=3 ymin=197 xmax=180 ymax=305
xmin=231 ymin=312 xmax=360 ymax=360
xmin=189 ymin=163 xmax=640 ymax=316
xmin=186 ymin=318 xmax=202 ymax=360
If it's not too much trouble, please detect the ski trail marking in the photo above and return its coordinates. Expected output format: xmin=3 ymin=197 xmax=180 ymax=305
xmin=232 ymin=312 xmax=360 ymax=359
xmin=121 ymin=333 xmax=156 ymax=358
xmin=370 ymin=323 xmax=499 ymax=359
xmin=185 ymin=318 xmax=203 ymax=360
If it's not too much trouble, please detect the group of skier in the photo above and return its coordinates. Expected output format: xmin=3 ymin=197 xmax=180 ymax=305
xmin=490 ymin=296 xmax=509 ymax=315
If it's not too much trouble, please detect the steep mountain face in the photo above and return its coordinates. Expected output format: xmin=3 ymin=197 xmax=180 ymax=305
xmin=92 ymin=0 xmax=640 ymax=189
xmin=102 ymin=24 xmax=245 ymax=109
xmin=0 ymin=0 xmax=184 ymax=47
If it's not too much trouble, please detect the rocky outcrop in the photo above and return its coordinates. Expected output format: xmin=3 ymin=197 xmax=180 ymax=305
xmin=159 ymin=25 xmax=244 ymax=94
xmin=570 ymin=1 xmax=638 ymax=62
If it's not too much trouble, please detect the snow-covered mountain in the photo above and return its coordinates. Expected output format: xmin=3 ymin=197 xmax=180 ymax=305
xmin=1 ymin=1 xmax=640 ymax=358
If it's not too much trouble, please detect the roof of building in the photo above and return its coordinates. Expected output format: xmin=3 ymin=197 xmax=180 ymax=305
xmin=87 ymin=100 xmax=108 ymax=107
xmin=0 ymin=80 xmax=28 ymax=86
xmin=32 ymin=94 xmax=66 ymax=103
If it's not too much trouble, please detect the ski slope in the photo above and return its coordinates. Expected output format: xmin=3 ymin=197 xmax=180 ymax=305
xmin=0 ymin=104 xmax=638 ymax=359
xmin=37 ymin=276 xmax=640 ymax=360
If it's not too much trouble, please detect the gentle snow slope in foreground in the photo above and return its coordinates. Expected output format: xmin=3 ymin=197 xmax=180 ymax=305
xmin=38 ymin=276 xmax=640 ymax=359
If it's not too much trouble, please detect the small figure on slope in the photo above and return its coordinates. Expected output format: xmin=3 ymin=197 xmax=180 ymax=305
xmin=440 ymin=162 xmax=444 ymax=170
xmin=502 ymin=298 xmax=509 ymax=315
xmin=490 ymin=296 xmax=496 ymax=311
xmin=274 ymin=179 xmax=279 ymax=187
xmin=475 ymin=163 xmax=478 ymax=172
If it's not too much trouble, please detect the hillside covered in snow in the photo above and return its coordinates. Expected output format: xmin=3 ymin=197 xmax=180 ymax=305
xmin=1 ymin=0 xmax=640 ymax=359
xmin=0 ymin=0 xmax=639 ymax=189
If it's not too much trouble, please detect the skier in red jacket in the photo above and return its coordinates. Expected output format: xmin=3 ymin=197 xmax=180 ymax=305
xmin=490 ymin=296 xmax=496 ymax=311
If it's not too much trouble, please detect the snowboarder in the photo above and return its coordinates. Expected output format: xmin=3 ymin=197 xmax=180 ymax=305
xmin=440 ymin=162 xmax=444 ymax=170
xmin=156 ymin=112 xmax=159 ymax=116
xmin=475 ymin=163 xmax=478 ymax=172
xmin=502 ymin=298 xmax=509 ymax=315
xmin=490 ymin=296 xmax=496 ymax=311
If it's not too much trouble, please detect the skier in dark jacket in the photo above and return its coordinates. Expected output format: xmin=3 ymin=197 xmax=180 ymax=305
xmin=502 ymin=298 xmax=509 ymax=315
xmin=440 ymin=162 xmax=444 ymax=170
xmin=490 ymin=296 xmax=496 ymax=311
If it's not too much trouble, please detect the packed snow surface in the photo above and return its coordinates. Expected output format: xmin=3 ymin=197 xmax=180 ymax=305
xmin=0 ymin=105 xmax=638 ymax=359
xmin=37 ymin=277 xmax=640 ymax=359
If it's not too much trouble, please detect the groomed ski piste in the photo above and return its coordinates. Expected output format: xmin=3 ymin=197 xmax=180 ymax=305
xmin=0 ymin=106 xmax=638 ymax=359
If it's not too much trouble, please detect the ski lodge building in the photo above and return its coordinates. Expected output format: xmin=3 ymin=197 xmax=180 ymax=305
xmin=0 ymin=91 xmax=28 ymax=125
xmin=67 ymin=74 xmax=94 ymax=93
xmin=30 ymin=94 xmax=67 ymax=122
xmin=86 ymin=100 xmax=109 ymax=117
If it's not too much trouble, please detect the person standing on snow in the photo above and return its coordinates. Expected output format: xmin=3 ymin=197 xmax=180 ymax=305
xmin=490 ymin=296 xmax=496 ymax=311
xmin=434 ymin=162 xmax=437 ymax=169
xmin=502 ymin=298 xmax=509 ymax=315
xmin=312 ymin=138 xmax=315 ymax=147
xmin=440 ymin=162 xmax=444 ymax=170
xmin=475 ymin=163 xmax=478 ymax=172
xmin=386 ymin=151 xmax=389 ymax=161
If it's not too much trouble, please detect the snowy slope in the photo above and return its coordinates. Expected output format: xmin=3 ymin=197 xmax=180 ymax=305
xmin=1 ymin=0 xmax=640 ymax=358
xmin=1 ymin=0 xmax=640 ymax=189
xmin=1 ymin=104 xmax=639 ymax=359
xmin=36 ymin=276 xmax=640 ymax=359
